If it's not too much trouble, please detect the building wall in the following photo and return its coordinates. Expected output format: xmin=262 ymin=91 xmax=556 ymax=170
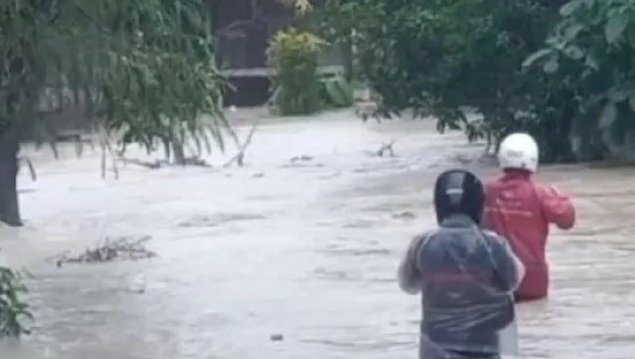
xmin=212 ymin=0 xmax=295 ymax=71
xmin=210 ymin=0 xmax=344 ymax=107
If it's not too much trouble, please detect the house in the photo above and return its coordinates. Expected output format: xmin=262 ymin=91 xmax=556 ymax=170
xmin=210 ymin=0 xmax=345 ymax=107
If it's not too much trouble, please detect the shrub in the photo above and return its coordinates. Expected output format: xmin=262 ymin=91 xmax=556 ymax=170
xmin=268 ymin=28 xmax=324 ymax=115
xmin=322 ymin=0 xmax=579 ymax=162
xmin=0 ymin=267 xmax=32 ymax=337
xmin=320 ymin=73 xmax=354 ymax=108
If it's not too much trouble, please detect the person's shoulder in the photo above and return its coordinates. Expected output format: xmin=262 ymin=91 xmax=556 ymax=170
xmin=484 ymin=174 xmax=499 ymax=185
xmin=484 ymin=173 xmax=505 ymax=190
xmin=408 ymin=229 xmax=441 ymax=251
xmin=481 ymin=229 xmax=508 ymax=245
xmin=479 ymin=230 xmax=516 ymax=259
xmin=526 ymin=175 xmax=554 ymax=188
xmin=406 ymin=230 xmax=439 ymax=266
xmin=531 ymin=180 xmax=568 ymax=198
xmin=481 ymin=229 xmax=501 ymax=239
xmin=413 ymin=229 xmax=438 ymax=243
xmin=529 ymin=178 xmax=547 ymax=189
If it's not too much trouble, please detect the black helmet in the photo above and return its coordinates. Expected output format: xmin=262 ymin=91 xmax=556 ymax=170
xmin=433 ymin=169 xmax=484 ymax=224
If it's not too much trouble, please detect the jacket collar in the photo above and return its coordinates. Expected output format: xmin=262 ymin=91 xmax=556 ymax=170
xmin=440 ymin=214 xmax=477 ymax=228
xmin=502 ymin=169 xmax=532 ymax=181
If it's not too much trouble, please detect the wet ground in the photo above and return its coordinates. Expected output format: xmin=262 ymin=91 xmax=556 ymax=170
xmin=1 ymin=109 xmax=635 ymax=359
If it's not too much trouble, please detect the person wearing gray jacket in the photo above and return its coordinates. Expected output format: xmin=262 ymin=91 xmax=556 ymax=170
xmin=398 ymin=169 xmax=525 ymax=359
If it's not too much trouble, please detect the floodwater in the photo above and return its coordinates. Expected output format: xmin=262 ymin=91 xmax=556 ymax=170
xmin=1 ymin=109 xmax=635 ymax=359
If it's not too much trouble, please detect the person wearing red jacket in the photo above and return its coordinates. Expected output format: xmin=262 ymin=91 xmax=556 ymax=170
xmin=483 ymin=133 xmax=576 ymax=302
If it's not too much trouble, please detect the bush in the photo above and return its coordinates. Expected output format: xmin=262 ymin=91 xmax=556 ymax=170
xmin=322 ymin=0 xmax=580 ymax=162
xmin=0 ymin=267 xmax=32 ymax=337
xmin=320 ymin=73 xmax=354 ymax=108
xmin=268 ymin=28 xmax=324 ymax=116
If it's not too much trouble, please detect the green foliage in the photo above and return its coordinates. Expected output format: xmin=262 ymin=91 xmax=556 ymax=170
xmin=323 ymin=0 xmax=582 ymax=162
xmin=0 ymin=1 xmax=47 ymax=134
xmin=320 ymin=74 xmax=353 ymax=108
xmin=0 ymin=267 xmax=32 ymax=337
xmin=525 ymin=0 xmax=635 ymax=160
xmin=277 ymin=0 xmax=314 ymax=15
xmin=268 ymin=28 xmax=324 ymax=116
xmin=1 ymin=0 xmax=227 ymax=164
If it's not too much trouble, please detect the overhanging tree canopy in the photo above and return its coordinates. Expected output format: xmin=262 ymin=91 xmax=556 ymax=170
xmin=322 ymin=0 xmax=584 ymax=161
xmin=0 ymin=0 xmax=227 ymax=226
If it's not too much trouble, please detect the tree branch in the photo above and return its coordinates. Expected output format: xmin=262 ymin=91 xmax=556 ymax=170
xmin=376 ymin=140 xmax=396 ymax=157
xmin=223 ymin=122 xmax=258 ymax=168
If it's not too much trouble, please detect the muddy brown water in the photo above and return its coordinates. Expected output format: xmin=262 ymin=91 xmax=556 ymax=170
xmin=1 ymin=109 xmax=634 ymax=359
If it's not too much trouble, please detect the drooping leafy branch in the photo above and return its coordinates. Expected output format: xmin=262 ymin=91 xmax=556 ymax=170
xmin=0 ymin=0 xmax=228 ymax=225
xmin=42 ymin=0 xmax=228 ymax=164
xmin=0 ymin=267 xmax=32 ymax=337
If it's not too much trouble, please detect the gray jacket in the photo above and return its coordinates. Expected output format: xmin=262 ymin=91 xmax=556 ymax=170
xmin=398 ymin=214 xmax=525 ymax=357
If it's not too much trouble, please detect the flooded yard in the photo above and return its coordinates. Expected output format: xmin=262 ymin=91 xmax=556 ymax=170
xmin=1 ymin=109 xmax=634 ymax=359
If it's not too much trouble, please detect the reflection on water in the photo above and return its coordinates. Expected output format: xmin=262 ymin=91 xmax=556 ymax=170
xmin=1 ymin=110 xmax=635 ymax=358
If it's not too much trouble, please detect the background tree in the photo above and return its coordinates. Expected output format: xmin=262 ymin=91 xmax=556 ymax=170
xmin=277 ymin=0 xmax=314 ymax=15
xmin=322 ymin=0 xmax=582 ymax=161
xmin=0 ymin=0 xmax=227 ymax=226
xmin=525 ymin=0 xmax=635 ymax=160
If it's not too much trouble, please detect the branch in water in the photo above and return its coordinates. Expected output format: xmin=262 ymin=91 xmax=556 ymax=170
xmin=47 ymin=235 xmax=156 ymax=266
xmin=376 ymin=140 xmax=396 ymax=157
xmin=118 ymin=157 xmax=163 ymax=169
xmin=223 ymin=122 xmax=259 ymax=168
xmin=99 ymin=126 xmax=119 ymax=179
xmin=18 ymin=157 xmax=37 ymax=181
xmin=117 ymin=156 xmax=212 ymax=169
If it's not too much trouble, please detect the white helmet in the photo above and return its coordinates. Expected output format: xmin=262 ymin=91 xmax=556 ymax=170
xmin=497 ymin=133 xmax=539 ymax=172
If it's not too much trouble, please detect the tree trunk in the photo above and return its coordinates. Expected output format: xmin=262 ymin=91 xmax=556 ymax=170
xmin=0 ymin=126 xmax=22 ymax=226
xmin=343 ymin=34 xmax=354 ymax=82
xmin=172 ymin=142 xmax=186 ymax=165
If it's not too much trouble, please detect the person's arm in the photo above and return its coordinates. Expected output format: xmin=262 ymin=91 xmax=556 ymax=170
xmin=536 ymin=184 xmax=576 ymax=230
xmin=397 ymin=234 xmax=426 ymax=294
xmin=481 ymin=182 xmax=496 ymax=231
xmin=488 ymin=233 xmax=525 ymax=292
xmin=508 ymin=243 xmax=525 ymax=291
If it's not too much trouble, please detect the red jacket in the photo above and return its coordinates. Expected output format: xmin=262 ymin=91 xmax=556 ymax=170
xmin=483 ymin=170 xmax=575 ymax=301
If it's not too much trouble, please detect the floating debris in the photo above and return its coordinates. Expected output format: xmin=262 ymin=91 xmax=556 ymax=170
xmin=280 ymin=162 xmax=325 ymax=169
xmin=119 ymin=156 xmax=211 ymax=169
xmin=376 ymin=140 xmax=396 ymax=157
xmin=127 ymin=274 xmax=147 ymax=294
xmin=392 ymin=211 xmax=416 ymax=220
xmin=178 ymin=213 xmax=268 ymax=228
xmin=48 ymin=236 xmax=156 ymax=267
xmin=270 ymin=333 xmax=284 ymax=342
xmin=290 ymin=155 xmax=313 ymax=163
